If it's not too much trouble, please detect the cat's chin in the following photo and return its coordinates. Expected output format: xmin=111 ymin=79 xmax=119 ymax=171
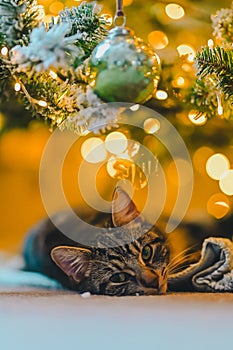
xmin=139 ymin=284 xmax=167 ymax=296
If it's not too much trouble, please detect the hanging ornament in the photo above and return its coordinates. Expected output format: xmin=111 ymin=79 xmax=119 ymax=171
xmin=88 ymin=0 xmax=160 ymax=104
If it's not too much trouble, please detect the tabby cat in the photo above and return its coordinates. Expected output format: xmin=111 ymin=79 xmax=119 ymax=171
xmin=23 ymin=187 xmax=169 ymax=296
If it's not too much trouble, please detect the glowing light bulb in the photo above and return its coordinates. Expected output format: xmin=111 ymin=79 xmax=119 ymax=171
xmin=206 ymin=153 xmax=230 ymax=180
xmin=49 ymin=70 xmax=58 ymax=79
xmin=218 ymin=105 xmax=223 ymax=116
xmin=148 ymin=31 xmax=169 ymax=50
xmin=165 ymin=3 xmax=185 ymax=19
xmin=130 ymin=104 xmax=140 ymax=111
xmin=188 ymin=111 xmax=207 ymax=126
xmin=14 ymin=82 xmax=21 ymax=92
xmin=217 ymin=94 xmax=223 ymax=116
xmin=144 ymin=118 xmax=161 ymax=133
xmin=173 ymin=76 xmax=185 ymax=88
xmin=38 ymin=100 xmax=47 ymax=107
xmin=207 ymin=193 xmax=230 ymax=219
xmin=105 ymin=132 xmax=128 ymax=155
xmin=220 ymin=170 xmax=233 ymax=195
xmin=208 ymin=39 xmax=214 ymax=49
xmin=81 ymin=138 xmax=107 ymax=163
xmin=1 ymin=46 xmax=8 ymax=56
xmin=155 ymin=90 xmax=168 ymax=100
xmin=177 ymin=44 xmax=195 ymax=62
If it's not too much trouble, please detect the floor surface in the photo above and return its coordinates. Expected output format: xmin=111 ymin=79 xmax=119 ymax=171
xmin=0 ymin=289 xmax=232 ymax=350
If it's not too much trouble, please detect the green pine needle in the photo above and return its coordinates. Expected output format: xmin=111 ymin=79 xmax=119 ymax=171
xmin=196 ymin=46 xmax=233 ymax=101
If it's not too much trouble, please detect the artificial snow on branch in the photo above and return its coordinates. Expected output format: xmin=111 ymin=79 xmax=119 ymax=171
xmin=190 ymin=2 xmax=233 ymax=120
xmin=0 ymin=0 xmax=119 ymax=134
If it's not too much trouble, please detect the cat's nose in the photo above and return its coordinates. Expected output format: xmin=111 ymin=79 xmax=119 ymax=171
xmin=140 ymin=269 xmax=160 ymax=289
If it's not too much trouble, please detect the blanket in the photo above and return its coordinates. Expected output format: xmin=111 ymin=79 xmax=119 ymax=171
xmin=168 ymin=237 xmax=233 ymax=292
xmin=0 ymin=237 xmax=233 ymax=292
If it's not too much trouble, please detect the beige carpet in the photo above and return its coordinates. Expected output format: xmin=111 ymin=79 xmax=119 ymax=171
xmin=0 ymin=290 xmax=232 ymax=350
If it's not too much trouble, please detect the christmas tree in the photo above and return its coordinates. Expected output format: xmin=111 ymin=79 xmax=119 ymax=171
xmin=0 ymin=0 xmax=233 ymax=252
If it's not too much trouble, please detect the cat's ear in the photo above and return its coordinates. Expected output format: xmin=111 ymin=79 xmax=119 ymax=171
xmin=112 ymin=187 xmax=141 ymax=227
xmin=51 ymin=246 xmax=92 ymax=283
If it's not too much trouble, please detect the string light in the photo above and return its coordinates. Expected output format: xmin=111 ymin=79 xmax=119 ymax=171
xmin=1 ymin=47 xmax=8 ymax=56
xmin=105 ymin=132 xmax=128 ymax=155
xmin=206 ymin=153 xmax=230 ymax=180
xmin=49 ymin=70 xmax=58 ymax=79
xmin=130 ymin=104 xmax=140 ymax=111
xmin=217 ymin=93 xmax=223 ymax=116
xmin=207 ymin=39 xmax=214 ymax=49
xmin=219 ymin=170 xmax=233 ymax=196
xmin=165 ymin=3 xmax=185 ymax=19
xmin=38 ymin=100 xmax=48 ymax=107
xmin=144 ymin=118 xmax=161 ymax=133
xmin=155 ymin=90 xmax=168 ymax=100
xmin=14 ymin=82 xmax=21 ymax=92
xmin=81 ymin=138 xmax=107 ymax=163
xmin=172 ymin=76 xmax=185 ymax=87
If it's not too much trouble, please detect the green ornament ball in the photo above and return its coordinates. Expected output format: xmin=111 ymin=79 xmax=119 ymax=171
xmin=88 ymin=27 xmax=160 ymax=104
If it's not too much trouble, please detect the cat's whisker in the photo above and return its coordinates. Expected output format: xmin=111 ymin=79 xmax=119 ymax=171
xmin=168 ymin=261 xmax=195 ymax=275
xmin=168 ymin=253 xmax=196 ymax=274
xmin=167 ymin=251 xmax=195 ymax=268
xmin=168 ymin=243 xmax=198 ymax=265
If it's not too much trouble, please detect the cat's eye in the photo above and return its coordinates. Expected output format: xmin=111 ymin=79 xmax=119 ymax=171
xmin=142 ymin=245 xmax=153 ymax=262
xmin=110 ymin=272 xmax=129 ymax=283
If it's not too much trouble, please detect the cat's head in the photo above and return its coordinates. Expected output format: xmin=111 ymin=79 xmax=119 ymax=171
xmin=51 ymin=188 xmax=169 ymax=296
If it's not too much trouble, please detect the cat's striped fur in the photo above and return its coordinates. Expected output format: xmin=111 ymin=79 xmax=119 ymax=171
xmin=24 ymin=188 xmax=169 ymax=296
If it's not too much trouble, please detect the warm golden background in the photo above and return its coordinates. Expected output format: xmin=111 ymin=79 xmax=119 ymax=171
xmin=0 ymin=0 xmax=232 ymax=254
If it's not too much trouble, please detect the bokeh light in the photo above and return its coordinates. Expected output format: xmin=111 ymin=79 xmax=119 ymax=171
xmin=165 ymin=3 xmax=185 ymax=19
xmin=38 ymin=100 xmax=47 ymax=107
xmin=144 ymin=118 xmax=161 ymax=134
xmin=148 ymin=31 xmax=169 ymax=50
xmin=155 ymin=90 xmax=168 ymax=100
xmin=193 ymin=147 xmax=214 ymax=174
xmin=188 ymin=110 xmax=207 ymax=126
xmin=1 ymin=47 xmax=8 ymax=56
xmin=207 ymin=193 xmax=230 ymax=219
xmin=14 ymin=82 xmax=21 ymax=92
xmin=49 ymin=1 xmax=64 ymax=15
xmin=219 ymin=170 xmax=233 ymax=195
xmin=206 ymin=153 xmax=230 ymax=180
xmin=81 ymin=137 xmax=107 ymax=163
xmin=177 ymin=44 xmax=195 ymax=62
xmin=105 ymin=132 xmax=128 ymax=155
xmin=172 ymin=76 xmax=185 ymax=88
xmin=130 ymin=104 xmax=140 ymax=111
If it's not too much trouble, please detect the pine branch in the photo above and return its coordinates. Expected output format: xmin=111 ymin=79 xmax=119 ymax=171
xmin=0 ymin=0 xmax=44 ymax=47
xmin=196 ymin=46 xmax=233 ymax=101
xmin=57 ymin=3 xmax=108 ymax=65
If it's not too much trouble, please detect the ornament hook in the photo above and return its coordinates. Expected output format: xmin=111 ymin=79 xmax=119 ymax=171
xmin=114 ymin=0 xmax=126 ymax=27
